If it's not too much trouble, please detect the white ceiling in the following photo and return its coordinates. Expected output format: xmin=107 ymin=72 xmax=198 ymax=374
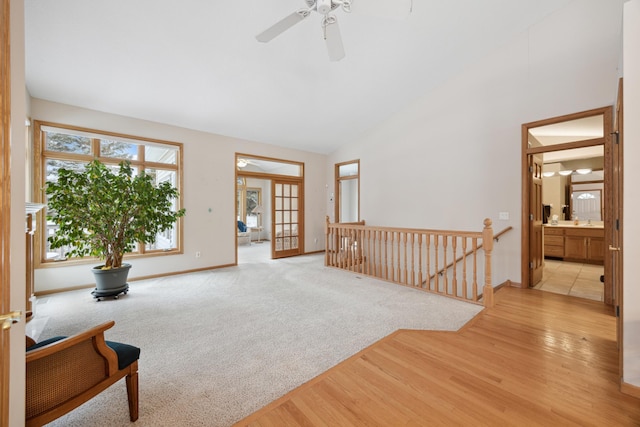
xmin=25 ymin=0 xmax=574 ymax=154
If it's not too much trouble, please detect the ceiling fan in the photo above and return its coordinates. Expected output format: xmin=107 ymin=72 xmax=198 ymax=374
xmin=236 ymin=158 xmax=262 ymax=169
xmin=256 ymin=0 xmax=413 ymax=62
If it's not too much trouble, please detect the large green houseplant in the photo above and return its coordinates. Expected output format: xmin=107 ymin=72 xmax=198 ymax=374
xmin=46 ymin=160 xmax=186 ymax=299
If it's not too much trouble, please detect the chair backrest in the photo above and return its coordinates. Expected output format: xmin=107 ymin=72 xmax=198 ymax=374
xmin=26 ymin=339 xmax=109 ymax=420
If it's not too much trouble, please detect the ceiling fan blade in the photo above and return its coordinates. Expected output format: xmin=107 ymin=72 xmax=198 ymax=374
xmin=324 ymin=18 xmax=345 ymax=61
xmin=350 ymin=0 xmax=413 ymax=19
xmin=256 ymin=10 xmax=309 ymax=43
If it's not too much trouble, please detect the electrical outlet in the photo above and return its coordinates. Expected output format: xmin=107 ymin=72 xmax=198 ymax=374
xmin=195 ymin=251 xmax=201 ymax=258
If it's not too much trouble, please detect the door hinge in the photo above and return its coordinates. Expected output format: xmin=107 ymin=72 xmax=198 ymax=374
xmin=616 ymin=219 xmax=619 ymax=230
xmin=530 ymin=262 xmax=534 ymax=269
xmin=616 ymin=305 xmax=620 ymax=317
xmin=530 ymin=213 xmax=534 ymax=221
xmin=529 ymin=166 xmax=533 ymax=173
xmin=611 ymin=131 xmax=619 ymax=144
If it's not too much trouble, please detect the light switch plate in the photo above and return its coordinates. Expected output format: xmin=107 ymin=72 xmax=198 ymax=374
xmin=499 ymin=212 xmax=509 ymax=220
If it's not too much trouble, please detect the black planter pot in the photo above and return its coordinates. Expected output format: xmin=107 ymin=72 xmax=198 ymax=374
xmin=91 ymin=263 xmax=131 ymax=301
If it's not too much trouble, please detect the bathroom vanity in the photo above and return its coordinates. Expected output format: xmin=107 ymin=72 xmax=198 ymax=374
xmin=543 ymin=222 xmax=605 ymax=264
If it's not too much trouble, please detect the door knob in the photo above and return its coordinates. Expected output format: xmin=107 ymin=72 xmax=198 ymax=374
xmin=609 ymin=245 xmax=621 ymax=252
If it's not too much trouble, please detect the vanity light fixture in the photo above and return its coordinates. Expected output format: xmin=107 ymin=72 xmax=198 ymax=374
xmin=558 ymin=170 xmax=573 ymax=176
xmin=576 ymin=168 xmax=592 ymax=175
xmin=542 ymin=172 xmax=555 ymax=178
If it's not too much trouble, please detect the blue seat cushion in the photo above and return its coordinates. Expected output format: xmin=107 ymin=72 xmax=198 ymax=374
xmin=106 ymin=341 xmax=141 ymax=370
xmin=237 ymin=220 xmax=247 ymax=232
xmin=27 ymin=336 xmax=66 ymax=350
xmin=27 ymin=336 xmax=140 ymax=371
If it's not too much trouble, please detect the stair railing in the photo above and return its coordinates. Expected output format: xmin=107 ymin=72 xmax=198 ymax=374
xmin=325 ymin=217 xmax=509 ymax=308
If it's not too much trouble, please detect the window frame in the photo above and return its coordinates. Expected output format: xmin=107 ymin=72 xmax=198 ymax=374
xmin=33 ymin=120 xmax=185 ymax=267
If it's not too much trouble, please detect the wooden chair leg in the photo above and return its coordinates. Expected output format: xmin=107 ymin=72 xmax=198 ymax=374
xmin=126 ymin=362 xmax=139 ymax=421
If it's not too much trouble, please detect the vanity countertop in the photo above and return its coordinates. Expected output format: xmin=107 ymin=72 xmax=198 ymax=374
xmin=544 ymin=222 xmax=604 ymax=229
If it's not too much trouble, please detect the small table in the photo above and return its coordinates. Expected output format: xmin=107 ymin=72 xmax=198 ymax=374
xmin=250 ymin=227 xmax=264 ymax=243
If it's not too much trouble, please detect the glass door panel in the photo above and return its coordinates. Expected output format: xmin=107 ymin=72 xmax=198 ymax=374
xmin=273 ymin=179 xmax=303 ymax=258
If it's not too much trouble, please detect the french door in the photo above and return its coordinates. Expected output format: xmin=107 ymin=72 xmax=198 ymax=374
xmin=272 ymin=179 xmax=304 ymax=258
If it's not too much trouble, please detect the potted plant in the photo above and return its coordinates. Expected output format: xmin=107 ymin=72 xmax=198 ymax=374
xmin=46 ymin=159 xmax=186 ymax=300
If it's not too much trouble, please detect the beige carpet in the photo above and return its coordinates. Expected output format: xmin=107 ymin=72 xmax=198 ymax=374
xmin=31 ymin=253 xmax=483 ymax=426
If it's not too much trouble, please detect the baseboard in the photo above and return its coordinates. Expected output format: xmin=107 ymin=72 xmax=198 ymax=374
xmin=304 ymin=249 xmax=325 ymax=255
xmin=507 ymin=280 xmax=524 ymax=288
xmin=621 ymin=381 xmax=640 ymax=399
xmin=34 ymin=263 xmax=236 ymax=296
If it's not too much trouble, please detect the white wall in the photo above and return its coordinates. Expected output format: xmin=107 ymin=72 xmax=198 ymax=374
xmin=31 ymin=99 xmax=328 ymax=291
xmin=9 ymin=0 xmax=27 ymax=424
xmin=623 ymin=0 xmax=640 ymax=388
xmin=328 ymin=0 xmax=624 ymax=287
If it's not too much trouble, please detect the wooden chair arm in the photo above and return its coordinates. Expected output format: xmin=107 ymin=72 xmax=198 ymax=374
xmin=26 ymin=320 xmax=119 ymax=375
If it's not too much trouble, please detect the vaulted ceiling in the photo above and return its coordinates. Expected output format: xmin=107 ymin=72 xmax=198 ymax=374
xmin=25 ymin=0 xmax=574 ymax=154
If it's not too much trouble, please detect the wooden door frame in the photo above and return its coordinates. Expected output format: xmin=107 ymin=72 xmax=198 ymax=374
xmin=234 ymin=153 xmax=305 ymax=263
xmin=521 ymin=106 xmax=614 ymax=305
xmin=1 ymin=0 xmax=11 ymax=423
xmin=613 ymin=78 xmax=623 ymax=375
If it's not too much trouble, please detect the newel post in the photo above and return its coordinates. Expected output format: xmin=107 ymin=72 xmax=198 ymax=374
xmin=325 ymin=216 xmax=330 ymax=266
xmin=482 ymin=218 xmax=494 ymax=308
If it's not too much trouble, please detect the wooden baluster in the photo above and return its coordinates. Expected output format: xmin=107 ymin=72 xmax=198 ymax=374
xmin=418 ymin=233 xmax=423 ymax=288
xmin=371 ymin=229 xmax=376 ymax=276
xmin=434 ymin=235 xmax=440 ymax=293
xmin=384 ymin=231 xmax=389 ymax=280
xmin=410 ymin=233 xmax=415 ymax=287
xmin=403 ymin=232 xmax=408 ymax=285
xmin=325 ymin=216 xmax=330 ymax=266
xmin=397 ymin=232 xmax=402 ymax=283
xmin=462 ymin=237 xmax=468 ymax=300
xmin=482 ymin=218 xmax=494 ymax=308
xmin=425 ymin=233 xmax=431 ymax=291
xmin=452 ymin=236 xmax=458 ymax=297
xmin=375 ymin=230 xmax=379 ymax=277
xmin=365 ymin=228 xmax=370 ymax=275
xmin=472 ymin=237 xmax=478 ymax=301
xmin=443 ymin=235 xmax=449 ymax=296
xmin=390 ymin=232 xmax=395 ymax=282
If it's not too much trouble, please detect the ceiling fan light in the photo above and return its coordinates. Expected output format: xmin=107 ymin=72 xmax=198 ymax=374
xmin=237 ymin=159 xmax=248 ymax=168
xmin=576 ymin=168 xmax=592 ymax=175
xmin=317 ymin=0 xmax=332 ymax=14
xmin=558 ymin=170 xmax=573 ymax=176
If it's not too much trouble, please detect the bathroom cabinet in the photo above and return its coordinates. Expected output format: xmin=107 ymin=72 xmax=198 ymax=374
xmin=543 ymin=225 xmax=604 ymax=264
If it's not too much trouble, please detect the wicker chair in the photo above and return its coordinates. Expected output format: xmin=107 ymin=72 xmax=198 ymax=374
xmin=25 ymin=321 xmax=140 ymax=426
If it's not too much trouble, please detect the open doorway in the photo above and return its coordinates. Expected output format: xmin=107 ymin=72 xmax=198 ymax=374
xmin=521 ymin=106 xmax=617 ymax=305
xmin=237 ymin=175 xmax=271 ymax=263
xmin=235 ymin=154 xmax=304 ymax=264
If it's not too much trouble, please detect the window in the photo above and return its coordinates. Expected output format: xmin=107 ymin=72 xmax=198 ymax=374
xmin=35 ymin=122 xmax=184 ymax=264
xmin=236 ymin=177 xmax=261 ymax=228
xmin=335 ymin=160 xmax=359 ymax=223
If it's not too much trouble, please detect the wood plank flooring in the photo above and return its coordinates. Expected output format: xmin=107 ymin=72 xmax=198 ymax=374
xmin=234 ymin=286 xmax=640 ymax=426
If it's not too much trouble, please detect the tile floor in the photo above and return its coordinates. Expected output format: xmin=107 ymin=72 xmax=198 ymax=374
xmin=534 ymin=259 xmax=604 ymax=302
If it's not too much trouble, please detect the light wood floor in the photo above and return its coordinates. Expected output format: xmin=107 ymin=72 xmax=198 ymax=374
xmin=235 ymin=286 xmax=640 ymax=426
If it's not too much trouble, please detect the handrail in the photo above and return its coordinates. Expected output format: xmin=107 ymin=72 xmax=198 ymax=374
xmin=428 ymin=226 xmax=513 ymax=281
xmin=325 ymin=217 xmax=497 ymax=307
